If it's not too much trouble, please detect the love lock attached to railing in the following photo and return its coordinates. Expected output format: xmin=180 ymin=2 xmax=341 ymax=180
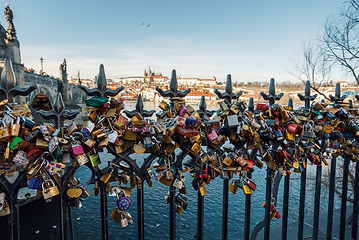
xmin=3 ymin=59 xmax=359 ymax=240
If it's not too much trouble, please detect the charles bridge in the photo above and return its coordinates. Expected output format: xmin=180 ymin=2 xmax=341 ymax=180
xmin=0 ymin=5 xmax=84 ymax=116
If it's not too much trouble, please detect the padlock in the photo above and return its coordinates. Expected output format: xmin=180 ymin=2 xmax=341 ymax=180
xmin=179 ymin=105 xmax=188 ymax=117
xmin=302 ymin=121 xmax=314 ymax=140
xmin=199 ymin=185 xmax=206 ymax=196
xmin=84 ymin=138 xmax=96 ymax=148
xmin=28 ymin=177 xmax=44 ymax=189
xmin=159 ymin=100 xmax=168 ymax=111
xmin=273 ymin=128 xmax=283 ymax=141
xmin=121 ymin=214 xmax=129 ymax=228
xmin=223 ymin=156 xmax=233 ymax=166
xmin=98 ymin=136 xmax=109 ymax=149
xmin=123 ymin=129 xmax=137 ymax=141
xmin=229 ymin=179 xmax=238 ymax=194
xmin=42 ymin=179 xmax=60 ymax=200
xmin=89 ymin=150 xmax=101 ymax=167
xmin=227 ymin=115 xmax=239 ymax=128
xmin=0 ymin=121 xmax=10 ymax=141
xmin=9 ymin=117 xmax=20 ymax=137
xmin=75 ymin=153 xmax=89 ymax=166
xmin=242 ymin=184 xmax=252 ymax=195
xmin=13 ymin=150 xmax=29 ymax=166
xmin=117 ymin=195 xmax=131 ymax=211
xmin=26 ymin=128 xmax=41 ymax=142
xmin=36 ymin=138 xmax=49 ymax=149
xmin=175 ymin=205 xmax=183 ymax=215
xmin=100 ymin=169 xmax=114 ymax=184
xmin=111 ymin=207 xmax=122 ymax=223
xmin=17 ymin=187 xmax=37 ymax=200
xmin=39 ymin=125 xmax=51 ymax=142
xmin=72 ymin=139 xmax=84 ymax=157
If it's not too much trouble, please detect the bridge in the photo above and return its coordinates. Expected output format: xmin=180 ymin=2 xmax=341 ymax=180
xmin=0 ymin=6 xmax=84 ymax=116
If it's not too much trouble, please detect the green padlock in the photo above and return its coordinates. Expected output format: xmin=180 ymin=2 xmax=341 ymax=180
xmin=85 ymin=97 xmax=109 ymax=108
xmin=53 ymin=146 xmax=64 ymax=161
xmin=89 ymin=152 xmax=101 ymax=167
xmin=10 ymin=136 xmax=23 ymax=150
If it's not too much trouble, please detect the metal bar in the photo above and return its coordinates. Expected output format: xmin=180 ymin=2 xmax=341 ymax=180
xmin=264 ymin=167 xmax=272 ymax=240
xmin=244 ymin=171 xmax=252 ymax=240
xmin=137 ymin=186 xmax=144 ymax=240
xmin=281 ymin=173 xmax=290 ymax=240
xmin=169 ymin=185 xmax=176 ymax=240
xmin=197 ymin=189 xmax=204 ymax=240
xmin=68 ymin=204 xmax=74 ymax=240
xmin=100 ymin=182 xmax=108 ymax=240
xmin=339 ymin=154 xmax=350 ymax=239
xmin=352 ymin=161 xmax=359 ymax=239
xmin=298 ymin=162 xmax=307 ymax=240
xmin=326 ymin=156 xmax=337 ymax=240
xmin=313 ymin=165 xmax=322 ymax=240
xmin=8 ymin=199 xmax=19 ymax=240
xmin=222 ymin=178 xmax=229 ymax=240
xmin=60 ymin=193 xmax=68 ymax=240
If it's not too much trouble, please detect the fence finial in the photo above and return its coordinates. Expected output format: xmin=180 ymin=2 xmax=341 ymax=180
xmin=37 ymin=92 xmax=79 ymax=128
xmin=260 ymin=78 xmax=283 ymax=106
xmin=197 ymin=96 xmax=215 ymax=119
xmin=248 ymin=97 xmax=254 ymax=112
xmin=329 ymin=83 xmax=347 ymax=105
xmin=123 ymin=94 xmax=155 ymax=118
xmin=156 ymin=69 xmax=191 ymax=99
xmin=0 ymin=58 xmax=37 ymax=102
xmin=79 ymin=64 xmax=124 ymax=97
xmin=214 ymin=74 xmax=242 ymax=103
xmin=287 ymin=98 xmax=293 ymax=110
xmin=297 ymin=81 xmax=317 ymax=110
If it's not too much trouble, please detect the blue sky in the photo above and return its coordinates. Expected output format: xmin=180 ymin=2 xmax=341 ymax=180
xmin=4 ymin=0 xmax=342 ymax=83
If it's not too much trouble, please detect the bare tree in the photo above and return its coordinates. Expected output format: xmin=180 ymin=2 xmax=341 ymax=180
xmin=323 ymin=0 xmax=359 ymax=84
xmin=290 ymin=40 xmax=332 ymax=100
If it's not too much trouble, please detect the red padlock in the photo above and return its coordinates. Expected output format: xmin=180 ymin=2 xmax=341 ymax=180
xmin=26 ymin=144 xmax=43 ymax=161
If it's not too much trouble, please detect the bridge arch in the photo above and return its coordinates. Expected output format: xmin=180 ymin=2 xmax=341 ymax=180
xmin=28 ymin=86 xmax=55 ymax=110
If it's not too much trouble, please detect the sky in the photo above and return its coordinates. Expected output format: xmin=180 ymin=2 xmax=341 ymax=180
xmin=2 ymin=0 xmax=344 ymax=83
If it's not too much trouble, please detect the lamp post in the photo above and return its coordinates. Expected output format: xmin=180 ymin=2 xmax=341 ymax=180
xmin=40 ymin=57 xmax=43 ymax=74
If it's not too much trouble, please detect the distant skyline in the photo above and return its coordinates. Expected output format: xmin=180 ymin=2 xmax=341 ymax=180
xmin=3 ymin=0 xmax=345 ymax=83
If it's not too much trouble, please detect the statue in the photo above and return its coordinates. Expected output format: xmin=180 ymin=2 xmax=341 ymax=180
xmin=4 ymin=6 xmax=16 ymax=42
xmin=4 ymin=6 xmax=14 ymax=31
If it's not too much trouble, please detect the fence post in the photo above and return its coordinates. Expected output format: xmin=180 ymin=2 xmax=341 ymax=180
xmin=326 ymin=156 xmax=337 ymax=240
xmin=264 ymin=167 xmax=272 ymax=240
xmin=244 ymin=171 xmax=252 ymax=240
xmin=99 ymin=182 xmax=108 ymax=240
xmin=197 ymin=190 xmax=204 ymax=240
xmin=222 ymin=178 xmax=229 ymax=240
xmin=313 ymin=165 xmax=322 ymax=240
xmin=281 ymin=173 xmax=290 ymax=240
xmin=169 ymin=185 xmax=176 ymax=240
xmin=339 ymin=154 xmax=350 ymax=239
xmin=137 ymin=186 xmax=144 ymax=240
xmin=352 ymin=162 xmax=359 ymax=239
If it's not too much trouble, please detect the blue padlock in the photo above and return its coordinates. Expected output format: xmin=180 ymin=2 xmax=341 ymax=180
xmin=28 ymin=177 xmax=43 ymax=190
xmin=185 ymin=118 xmax=197 ymax=128
xmin=20 ymin=116 xmax=35 ymax=129
xmin=273 ymin=130 xmax=283 ymax=141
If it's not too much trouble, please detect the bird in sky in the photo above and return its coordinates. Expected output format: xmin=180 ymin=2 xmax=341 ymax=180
xmin=141 ymin=23 xmax=144 ymax=25
xmin=147 ymin=24 xmax=150 ymax=27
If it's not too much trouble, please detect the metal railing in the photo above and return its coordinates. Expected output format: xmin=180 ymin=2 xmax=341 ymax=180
xmin=0 ymin=62 xmax=358 ymax=240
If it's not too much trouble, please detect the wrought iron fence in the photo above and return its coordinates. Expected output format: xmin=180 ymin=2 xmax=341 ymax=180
xmin=0 ymin=61 xmax=358 ymax=240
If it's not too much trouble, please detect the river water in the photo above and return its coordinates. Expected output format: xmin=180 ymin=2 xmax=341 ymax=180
xmin=0 ymin=101 xmax=344 ymax=239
